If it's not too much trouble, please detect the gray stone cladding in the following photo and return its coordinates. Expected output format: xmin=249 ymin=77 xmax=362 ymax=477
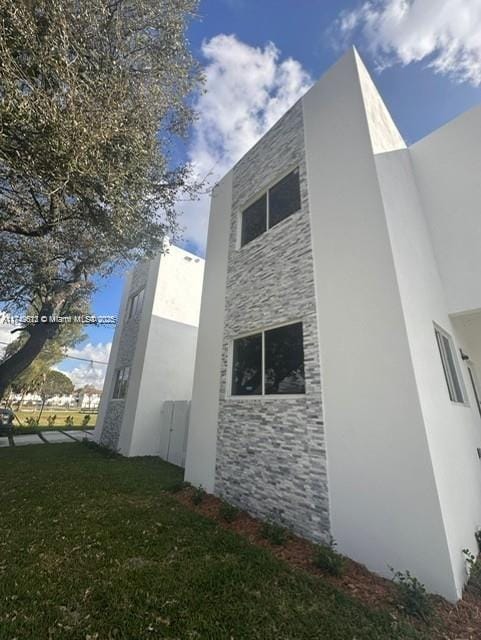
xmin=99 ymin=260 xmax=150 ymax=450
xmin=215 ymin=100 xmax=330 ymax=542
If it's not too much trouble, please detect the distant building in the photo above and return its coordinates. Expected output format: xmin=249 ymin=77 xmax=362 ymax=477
xmin=184 ymin=49 xmax=481 ymax=602
xmin=94 ymin=244 xmax=204 ymax=457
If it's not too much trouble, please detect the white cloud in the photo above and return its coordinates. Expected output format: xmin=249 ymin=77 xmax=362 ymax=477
xmin=178 ymin=34 xmax=312 ymax=251
xmin=58 ymin=342 xmax=111 ymax=390
xmin=332 ymin=0 xmax=481 ymax=85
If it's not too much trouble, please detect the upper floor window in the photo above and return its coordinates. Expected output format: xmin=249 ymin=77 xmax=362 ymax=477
xmin=231 ymin=322 xmax=305 ymax=396
xmin=127 ymin=287 xmax=145 ymax=320
xmin=240 ymin=168 xmax=301 ymax=247
xmin=434 ymin=325 xmax=466 ymax=404
xmin=112 ymin=366 xmax=130 ymax=399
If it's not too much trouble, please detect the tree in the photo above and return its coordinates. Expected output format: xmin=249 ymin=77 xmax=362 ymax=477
xmin=5 ymin=309 xmax=86 ymax=404
xmin=0 ymin=0 xmax=202 ymax=397
xmin=36 ymin=369 xmax=74 ymax=423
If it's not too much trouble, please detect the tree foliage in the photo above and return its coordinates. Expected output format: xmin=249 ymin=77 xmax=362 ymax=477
xmin=0 ymin=0 xmax=202 ymax=396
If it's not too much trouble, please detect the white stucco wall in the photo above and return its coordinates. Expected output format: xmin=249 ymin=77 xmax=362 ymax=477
xmin=99 ymin=248 xmax=204 ymax=458
xmin=303 ymin=49 xmax=458 ymax=600
xmin=375 ymin=146 xmax=481 ymax=599
xmin=184 ymin=173 xmax=233 ymax=491
xmin=410 ymin=105 xmax=481 ymax=314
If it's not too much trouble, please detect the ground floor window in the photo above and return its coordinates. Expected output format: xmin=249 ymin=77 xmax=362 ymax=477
xmin=231 ymin=322 xmax=305 ymax=396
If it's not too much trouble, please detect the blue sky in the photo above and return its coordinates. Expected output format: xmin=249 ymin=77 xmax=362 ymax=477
xmin=54 ymin=0 xmax=481 ymax=386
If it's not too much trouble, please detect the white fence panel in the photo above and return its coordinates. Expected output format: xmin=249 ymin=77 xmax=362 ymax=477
xmin=159 ymin=401 xmax=190 ymax=467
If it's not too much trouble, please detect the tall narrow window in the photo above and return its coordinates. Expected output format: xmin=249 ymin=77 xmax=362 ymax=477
xmin=127 ymin=288 xmax=145 ymax=320
xmin=113 ymin=366 xmax=130 ymax=399
xmin=241 ymin=194 xmax=267 ymax=247
xmin=231 ymin=322 xmax=305 ymax=396
xmin=231 ymin=333 xmax=262 ymax=395
xmin=434 ymin=326 xmax=465 ymax=403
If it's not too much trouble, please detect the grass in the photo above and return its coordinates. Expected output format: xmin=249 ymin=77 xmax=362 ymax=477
xmin=11 ymin=408 xmax=96 ymax=430
xmin=0 ymin=444 xmax=429 ymax=640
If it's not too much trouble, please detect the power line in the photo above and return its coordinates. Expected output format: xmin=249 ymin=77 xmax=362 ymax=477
xmin=0 ymin=341 xmax=109 ymax=365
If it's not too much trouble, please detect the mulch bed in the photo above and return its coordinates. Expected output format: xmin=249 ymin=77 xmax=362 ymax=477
xmin=171 ymin=486 xmax=481 ymax=640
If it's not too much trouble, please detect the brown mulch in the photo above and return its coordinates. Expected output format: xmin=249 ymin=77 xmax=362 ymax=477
xmin=170 ymin=486 xmax=481 ymax=640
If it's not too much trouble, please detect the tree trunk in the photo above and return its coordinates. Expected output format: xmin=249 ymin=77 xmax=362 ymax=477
xmin=0 ymin=322 xmax=58 ymax=399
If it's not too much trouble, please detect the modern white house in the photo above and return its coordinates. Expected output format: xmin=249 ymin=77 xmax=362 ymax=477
xmin=184 ymin=48 xmax=481 ymax=602
xmin=95 ymin=243 xmax=204 ymax=457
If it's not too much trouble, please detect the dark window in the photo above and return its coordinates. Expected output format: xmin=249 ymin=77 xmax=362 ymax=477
xmin=127 ymin=288 xmax=145 ymax=319
xmin=265 ymin=322 xmax=305 ymax=394
xmin=231 ymin=333 xmax=262 ymax=395
xmin=241 ymin=194 xmax=267 ymax=247
xmin=113 ymin=366 xmax=130 ymax=399
xmin=435 ymin=327 xmax=465 ymax=403
xmin=268 ymin=169 xmax=301 ymax=228
xmin=231 ymin=323 xmax=305 ymax=396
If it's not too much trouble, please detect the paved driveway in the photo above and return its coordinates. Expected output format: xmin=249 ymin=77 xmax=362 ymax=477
xmin=0 ymin=430 xmax=95 ymax=448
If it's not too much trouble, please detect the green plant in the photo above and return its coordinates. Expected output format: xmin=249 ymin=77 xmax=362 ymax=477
xmin=475 ymin=530 xmax=481 ymax=554
xmin=166 ymin=480 xmax=189 ymax=494
xmin=64 ymin=415 xmax=74 ymax=427
xmin=463 ymin=549 xmax=481 ymax=595
xmin=81 ymin=439 xmax=119 ymax=458
xmin=24 ymin=416 xmax=38 ymax=427
xmin=390 ymin=568 xmax=432 ymax=620
xmin=313 ymin=539 xmax=346 ymax=576
xmin=81 ymin=414 xmax=91 ymax=427
xmin=219 ymin=501 xmax=239 ymax=523
xmin=260 ymin=521 xmax=289 ymax=546
xmin=46 ymin=414 xmax=57 ymax=427
xmin=191 ymin=486 xmax=205 ymax=505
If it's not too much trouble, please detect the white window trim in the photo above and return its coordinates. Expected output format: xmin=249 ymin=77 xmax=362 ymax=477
xmin=237 ymin=166 xmax=301 ymax=250
xmin=434 ymin=323 xmax=469 ymax=406
xmin=227 ymin=319 xmax=305 ymax=400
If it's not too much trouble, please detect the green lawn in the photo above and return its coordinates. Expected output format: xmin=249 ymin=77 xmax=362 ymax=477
xmin=0 ymin=444 xmax=428 ymax=640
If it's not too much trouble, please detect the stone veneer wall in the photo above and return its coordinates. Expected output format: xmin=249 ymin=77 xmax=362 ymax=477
xmin=215 ymin=101 xmax=330 ymax=542
xmin=99 ymin=260 xmax=150 ymax=450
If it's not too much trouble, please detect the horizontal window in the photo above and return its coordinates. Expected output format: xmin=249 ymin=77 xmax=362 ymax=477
xmin=112 ymin=366 xmax=130 ymax=400
xmin=240 ymin=168 xmax=301 ymax=247
xmin=231 ymin=322 xmax=305 ymax=396
xmin=434 ymin=325 xmax=465 ymax=403
xmin=127 ymin=288 xmax=145 ymax=320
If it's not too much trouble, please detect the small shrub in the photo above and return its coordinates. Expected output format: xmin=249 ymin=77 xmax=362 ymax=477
xmin=25 ymin=416 xmax=38 ymax=427
xmin=391 ymin=568 xmax=432 ymax=620
xmin=46 ymin=414 xmax=57 ymax=427
xmin=82 ymin=414 xmax=91 ymax=427
xmin=475 ymin=530 xmax=481 ymax=554
xmin=64 ymin=415 xmax=74 ymax=427
xmin=260 ymin=521 xmax=288 ymax=546
xmin=166 ymin=480 xmax=189 ymax=494
xmin=463 ymin=548 xmax=481 ymax=595
xmin=81 ymin=439 xmax=119 ymax=458
xmin=191 ymin=486 xmax=205 ymax=505
xmin=219 ymin=501 xmax=239 ymax=523
xmin=313 ymin=539 xmax=346 ymax=576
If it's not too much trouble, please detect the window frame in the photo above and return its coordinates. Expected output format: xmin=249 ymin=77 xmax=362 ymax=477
xmin=434 ymin=323 xmax=468 ymax=406
xmin=228 ymin=320 xmax=306 ymax=399
xmin=238 ymin=166 xmax=301 ymax=249
xmin=112 ymin=366 xmax=130 ymax=400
